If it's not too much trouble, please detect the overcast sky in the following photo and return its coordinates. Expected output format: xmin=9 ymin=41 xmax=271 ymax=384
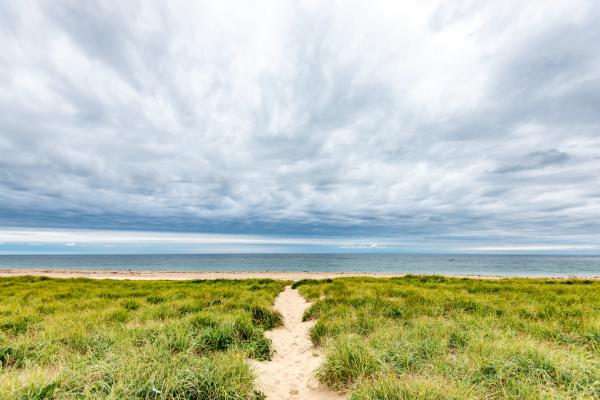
xmin=1 ymin=0 xmax=599 ymax=253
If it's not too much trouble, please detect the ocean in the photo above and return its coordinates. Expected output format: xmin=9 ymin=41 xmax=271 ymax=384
xmin=0 ymin=254 xmax=599 ymax=277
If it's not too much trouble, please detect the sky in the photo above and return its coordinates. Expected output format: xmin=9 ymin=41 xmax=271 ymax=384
xmin=1 ymin=0 xmax=599 ymax=254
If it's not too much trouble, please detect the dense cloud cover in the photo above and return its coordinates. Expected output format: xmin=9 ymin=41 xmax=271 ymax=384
xmin=1 ymin=1 xmax=599 ymax=251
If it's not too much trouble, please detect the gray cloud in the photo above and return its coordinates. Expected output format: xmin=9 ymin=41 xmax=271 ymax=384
xmin=494 ymin=149 xmax=570 ymax=174
xmin=1 ymin=0 xmax=600 ymax=248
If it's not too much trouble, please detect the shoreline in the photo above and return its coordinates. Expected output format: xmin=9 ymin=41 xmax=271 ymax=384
xmin=0 ymin=268 xmax=598 ymax=281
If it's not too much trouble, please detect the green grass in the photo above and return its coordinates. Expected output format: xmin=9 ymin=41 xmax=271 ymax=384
xmin=295 ymin=276 xmax=600 ymax=399
xmin=0 ymin=277 xmax=287 ymax=399
xmin=3 ymin=275 xmax=599 ymax=399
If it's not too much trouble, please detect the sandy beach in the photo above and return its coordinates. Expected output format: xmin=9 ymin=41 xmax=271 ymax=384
xmin=1 ymin=268 xmax=598 ymax=281
xmin=0 ymin=268 xmax=403 ymax=281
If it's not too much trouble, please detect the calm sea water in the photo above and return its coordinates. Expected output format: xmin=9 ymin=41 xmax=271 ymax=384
xmin=0 ymin=254 xmax=599 ymax=276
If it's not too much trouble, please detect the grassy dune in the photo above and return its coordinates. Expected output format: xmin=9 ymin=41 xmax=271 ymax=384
xmin=3 ymin=275 xmax=599 ymax=399
xmin=295 ymin=276 xmax=600 ymax=399
xmin=0 ymin=277 xmax=287 ymax=399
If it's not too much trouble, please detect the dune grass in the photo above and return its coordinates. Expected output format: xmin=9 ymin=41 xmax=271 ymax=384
xmin=0 ymin=276 xmax=287 ymax=399
xmin=295 ymin=276 xmax=600 ymax=399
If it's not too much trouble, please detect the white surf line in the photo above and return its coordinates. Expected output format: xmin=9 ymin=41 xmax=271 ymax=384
xmin=250 ymin=286 xmax=344 ymax=400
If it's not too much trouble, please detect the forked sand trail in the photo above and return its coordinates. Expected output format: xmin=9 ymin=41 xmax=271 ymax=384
xmin=250 ymin=286 xmax=344 ymax=400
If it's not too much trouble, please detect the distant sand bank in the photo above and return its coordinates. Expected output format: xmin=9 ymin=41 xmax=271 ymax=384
xmin=0 ymin=268 xmax=598 ymax=281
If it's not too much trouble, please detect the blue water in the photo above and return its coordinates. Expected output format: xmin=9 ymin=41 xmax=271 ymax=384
xmin=0 ymin=254 xmax=599 ymax=277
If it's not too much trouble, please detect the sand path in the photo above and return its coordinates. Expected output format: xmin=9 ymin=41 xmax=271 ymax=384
xmin=250 ymin=286 xmax=344 ymax=400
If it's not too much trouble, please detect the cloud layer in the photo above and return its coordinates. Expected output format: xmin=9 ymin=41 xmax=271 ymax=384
xmin=1 ymin=0 xmax=600 ymax=251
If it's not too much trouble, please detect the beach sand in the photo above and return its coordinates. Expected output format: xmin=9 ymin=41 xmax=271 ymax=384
xmin=0 ymin=268 xmax=400 ymax=281
xmin=0 ymin=268 xmax=597 ymax=281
